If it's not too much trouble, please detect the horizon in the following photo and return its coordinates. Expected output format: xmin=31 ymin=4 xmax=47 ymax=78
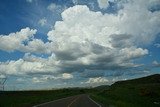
xmin=0 ymin=0 xmax=160 ymax=91
xmin=2 ymin=73 xmax=160 ymax=91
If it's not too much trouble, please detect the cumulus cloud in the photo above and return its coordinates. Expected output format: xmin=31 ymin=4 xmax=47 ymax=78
xmin=0 ymin=59 xmax=46 ymax=75
xmin=0 ymin=27 xmax=37 ymax=51
xmin=0 ymin=53 xmax=63 ymax=75
xmin=21 ymin=39 xmax=50 ymax=54
xmin=0 ymin=53 xmax=75 ymax=76
xmin=97 ymin=0 xmax=109 ymax=9
xmin=0 ymin=28 xmax=51 ymax=54
xmin=47 ymin=4 xmax=152 ymax=71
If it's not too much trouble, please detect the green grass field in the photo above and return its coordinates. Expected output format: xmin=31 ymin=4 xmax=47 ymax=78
xmin=0 ymin=89 xmax=85 ymax=107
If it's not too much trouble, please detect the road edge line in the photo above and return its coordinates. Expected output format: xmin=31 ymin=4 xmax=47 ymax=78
xmin=88 ymin=95 xmax=102 ymax=107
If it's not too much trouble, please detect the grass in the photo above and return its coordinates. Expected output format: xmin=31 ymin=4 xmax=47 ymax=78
xmin=91 ymin=74 xmax=160 ymax=107
xmin=0 ymin=89 xmax=84 ymax=107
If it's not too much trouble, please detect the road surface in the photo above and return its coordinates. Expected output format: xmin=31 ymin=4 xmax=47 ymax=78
xmin=33 ymin=94 xmax=102 ymax=107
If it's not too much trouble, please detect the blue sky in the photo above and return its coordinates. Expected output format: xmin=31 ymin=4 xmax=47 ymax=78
xmin=0 ymin=0 xmax=160 ymax=90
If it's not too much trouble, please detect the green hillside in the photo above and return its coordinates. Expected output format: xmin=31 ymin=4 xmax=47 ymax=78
xmin=92 ymin=74 xmax=160 ymax=107
xmin=113 ymin=74 xmax=160 ymax=85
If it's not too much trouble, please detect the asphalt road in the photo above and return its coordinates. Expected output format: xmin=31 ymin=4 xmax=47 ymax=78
xmin=33 ymin=94 xmax=102 ymax=107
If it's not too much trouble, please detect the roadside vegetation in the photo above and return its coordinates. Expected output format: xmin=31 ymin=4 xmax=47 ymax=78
xmin=0 ymin=89 xmax=84 ymax=107
xmin=91 ymin=74 xmax=160 ymax=107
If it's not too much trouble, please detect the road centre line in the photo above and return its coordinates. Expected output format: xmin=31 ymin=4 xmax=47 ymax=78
xmin=67 ymin=96 xmax=80 ymax=107
xmin=33 ymin=95 xmax=78 ymax=107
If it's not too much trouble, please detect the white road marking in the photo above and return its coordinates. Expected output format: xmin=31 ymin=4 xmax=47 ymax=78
xmin=33 ymin=94 xmax=102 ymax=107
xmin=67 ymin=96 xmax=80 ymax=107
xmin=88 ymin=95 xmax=102 ymax=107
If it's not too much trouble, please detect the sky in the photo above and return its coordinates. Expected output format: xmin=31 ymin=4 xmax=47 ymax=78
xmin=0 ymin=0 xmax=160 ymax=90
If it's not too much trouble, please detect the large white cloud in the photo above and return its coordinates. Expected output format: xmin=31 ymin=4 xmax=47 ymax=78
xmin=0 ymin=28 xmax=51 ymax=54
xmin=0 ymin=59 xmax=46 ymax=75
xmin=21 ymin=39 xmax=50 ymax=54
xmin=47 ymin=3 xmax=155 ymax=71
xmin=0 ymin=27 xmax=37 ymax=51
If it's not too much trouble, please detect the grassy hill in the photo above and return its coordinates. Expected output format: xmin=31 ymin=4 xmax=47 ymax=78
xmin=113 ymin=74 xmax=160 ymax=85
xmin=91 ymin=74 xmax=160 ymax=107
